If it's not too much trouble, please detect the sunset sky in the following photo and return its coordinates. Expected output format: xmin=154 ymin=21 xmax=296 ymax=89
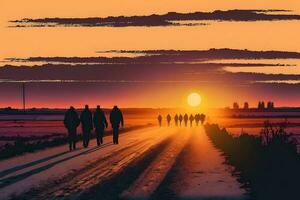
xmin=1 ymin=0 xmax=300 ymax=109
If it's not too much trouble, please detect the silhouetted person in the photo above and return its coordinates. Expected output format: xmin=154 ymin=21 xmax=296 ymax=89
xmin=80 ymin=105 xmax=93 ymax=148
xmin=189 ymin=114 xmax=194 ymax=127
xmin=93 ymin=105 xmax=108 ymax=146
xmin=166 ymin=114 xmax=171 ymax=127
xmin=200 ymin=114 xmax=206 ymax=125
xmin=110 ymin=106 xmax=124 ymax=144
xmin=64 ymin=106 xmax=80 ymax=151
xmin=157 ymin=114 xmax=162 ymax=127
xmin=195 ymin=114 xmax=200 ymax=126
xmin=179 ymin=114 xmax=183 ymax=126
xmin=174 ymin=114 xmax=179 ymax=127
xmin=183 ymin=114 xmax=188 ymax=127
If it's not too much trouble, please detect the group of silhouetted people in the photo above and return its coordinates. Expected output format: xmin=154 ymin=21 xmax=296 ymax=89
xmin=157 ymin=113 xmax=206 ymax=127
xmin=64 ymin=105 xmax=124 ymax=151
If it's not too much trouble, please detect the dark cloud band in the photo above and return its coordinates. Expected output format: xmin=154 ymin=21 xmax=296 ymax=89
xmin=7 ymin=49 xmax=300 ymax=64
xmin=10 ymin=9 xmax=300 ymax=28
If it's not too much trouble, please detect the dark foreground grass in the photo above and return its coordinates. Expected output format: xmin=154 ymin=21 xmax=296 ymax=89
xmin=205 ymin=123 xmax=300 ymax=200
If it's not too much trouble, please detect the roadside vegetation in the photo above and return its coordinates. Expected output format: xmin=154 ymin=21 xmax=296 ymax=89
xmin=205 ymin=121 xmax=300 ymax=200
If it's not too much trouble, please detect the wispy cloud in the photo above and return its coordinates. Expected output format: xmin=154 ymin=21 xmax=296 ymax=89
xmin=1 ymin=48 xmax=300 ymax=85
xmin=10 ymin=9 xmax=300 ymax=28
xmin=7 ymin=48 xmax=300 ymax=64
xmin=254 ymin=80 xmax=300 ymax=84
xmin=2 ymin=48 xmax=300 ymax=107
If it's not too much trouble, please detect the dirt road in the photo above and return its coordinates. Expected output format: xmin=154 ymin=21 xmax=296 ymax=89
xmin=0 ymin=126 xmax=247 ymax=200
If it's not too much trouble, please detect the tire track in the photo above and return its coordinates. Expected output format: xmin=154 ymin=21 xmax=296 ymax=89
xmin=151 ymin=127 xmax=247 ymax=200
xmin=150 ymin=129 xmax=195 ymax=200
xmin=11 ymin=128 xmax=177 ymax=200
xmin=121 ymin=128 xmax=191 ymax=200
xmin=76 ymin=130 xmax=181 ymax=200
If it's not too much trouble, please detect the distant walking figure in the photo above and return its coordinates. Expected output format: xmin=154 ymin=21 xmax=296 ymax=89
xmin=157 ymin=114 xmax=162 ymax=127
xmin=64 ymin=106 xmax=80 ymax=151
xmin=200 ymin=114 xmax=206 ymax=125
xmin=179 ymin=114 xmax=183 ymax=126
xmin=110 ymin=106 xmax=124 ymax=144
xmin=93 ymin=105 xmax=108 ymax=146
xmin=184 ymin=114 xmax=188 ymax=127
xmin=166 ymin=114 xmax=171 ymax=127
xmin=189 ymin=114 xmax=194 ymax=127
xmin=195 ymin=114 xmax=200 ymax=126
xmin=174 ymin=114 xmax=179 ymax=127
xmin=80 ymin=105 xmax=93 ymax=148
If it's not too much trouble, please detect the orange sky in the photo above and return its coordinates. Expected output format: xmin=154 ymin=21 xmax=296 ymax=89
xmin=2 ymin=0 xmax=300 ymax=20
xmin=1 ymin=0 xmax=300 ymax=108
xmin=1 ymin=1 xmax=300 ymax=60
xmin=2 ymin=0 xmax=300 ymax=60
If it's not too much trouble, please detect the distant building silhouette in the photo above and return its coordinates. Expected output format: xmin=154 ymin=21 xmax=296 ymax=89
xmin=261 ymin=101 xmax=265 ymax=109
xmin=258 ymin=101 xmax=265 ymax=110
xmin=267 ymin=101 xmax=275 ymax=110
xmin=244 ymin=102 xmax=249 ymax=110
xmin=233 ymin=102 xmax=239 ymax=109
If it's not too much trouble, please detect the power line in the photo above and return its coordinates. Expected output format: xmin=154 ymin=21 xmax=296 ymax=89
xmin=22 ymin=83 xmax=26 ymax=113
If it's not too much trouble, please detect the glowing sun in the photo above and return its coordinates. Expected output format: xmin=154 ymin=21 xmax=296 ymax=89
xmin=187 ymin=93 xmax=202 ymax=107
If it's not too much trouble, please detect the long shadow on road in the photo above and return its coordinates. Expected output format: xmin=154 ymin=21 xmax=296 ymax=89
xmin=77 ymin=133 xmax=177 ymax=200
xmin=149 ymin=131 xmax=193 ymax=200
xmin=150 ymin=130 xmax=247 ymax=200
xmin=0 ymin=150 xmax=70 ymax=179
xmin=0 ymin=142 xmax=113 ymax=188
xmin=0 ymin=128 xmax=148 ymax=180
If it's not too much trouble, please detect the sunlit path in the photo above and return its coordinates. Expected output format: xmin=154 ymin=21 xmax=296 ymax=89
xmin=121 ymin=128 xmax=191 ymax=199
xmin=0 ymin=127 xmax=175 ymax=199
xmin=152 ymin=127 xmax=247 ymax=200
xmin=0 ymin=126 xmax=248 ymax=200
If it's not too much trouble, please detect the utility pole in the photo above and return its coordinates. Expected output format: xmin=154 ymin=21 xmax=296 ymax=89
xmin=22 ymin=83 xmax=26 ymax=113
